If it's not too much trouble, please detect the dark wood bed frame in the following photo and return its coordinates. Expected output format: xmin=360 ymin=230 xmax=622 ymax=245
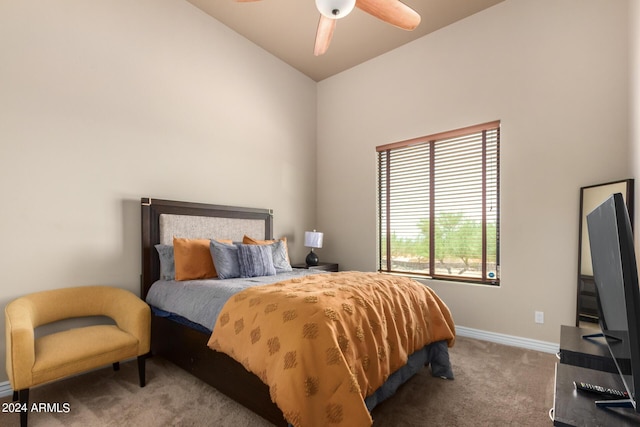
xmin=140 ymin=197 xmax=288 ymax=426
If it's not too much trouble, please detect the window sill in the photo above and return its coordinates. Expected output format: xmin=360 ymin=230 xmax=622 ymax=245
xmin=379 ymin=270 xmax=500 ymax=287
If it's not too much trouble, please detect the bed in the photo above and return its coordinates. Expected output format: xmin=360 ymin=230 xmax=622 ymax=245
xmin=140 ymin=197 xmax=455 ymax=426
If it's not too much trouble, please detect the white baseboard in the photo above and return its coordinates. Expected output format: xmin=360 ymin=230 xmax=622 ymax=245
xmin=0 ymin=381 xmax=12 ymax=398
xmin=456 ymin=326 xmax=560 ymax=354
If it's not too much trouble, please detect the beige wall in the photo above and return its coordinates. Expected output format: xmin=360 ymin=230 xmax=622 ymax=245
xmin=632 ymin=0 xmax=640 ymax=232
xmin=317 ymin=0 xmax=630 ymax=344
xmin=0 ymin=0 xmax=317 ymax=382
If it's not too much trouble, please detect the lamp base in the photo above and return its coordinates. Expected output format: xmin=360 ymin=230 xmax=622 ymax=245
xmin=305 ymin=250 xmax=319 ymax=266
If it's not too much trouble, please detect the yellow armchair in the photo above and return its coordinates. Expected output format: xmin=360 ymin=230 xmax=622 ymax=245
xmin=5 ymin=286 xmax=151 ymax=427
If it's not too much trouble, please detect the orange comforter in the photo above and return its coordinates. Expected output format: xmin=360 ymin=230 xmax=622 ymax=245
xmin=207 ymin=271 xmax=455 ymax=427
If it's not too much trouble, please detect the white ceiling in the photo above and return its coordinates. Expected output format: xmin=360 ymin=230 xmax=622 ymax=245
xmin=185 ymin=0 xmax=505 ymax=82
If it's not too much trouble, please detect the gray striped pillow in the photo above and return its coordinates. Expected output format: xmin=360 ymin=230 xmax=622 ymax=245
xmin=237 ymin=244 xmax=276 ymax=278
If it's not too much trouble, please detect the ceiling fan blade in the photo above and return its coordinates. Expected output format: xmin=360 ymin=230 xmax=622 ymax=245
xmin=356 ymin=0 xmax=421 ymax=31
xmin=314 ymin=15 xmax=336 ymax=56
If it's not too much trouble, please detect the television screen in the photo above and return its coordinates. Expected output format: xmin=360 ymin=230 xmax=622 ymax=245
xmin=587 ymin=192 xmax=640 ymax=411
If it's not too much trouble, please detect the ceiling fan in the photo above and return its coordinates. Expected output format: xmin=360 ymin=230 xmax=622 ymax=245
xmin=235 ymin=0 xmax=421 ymax=56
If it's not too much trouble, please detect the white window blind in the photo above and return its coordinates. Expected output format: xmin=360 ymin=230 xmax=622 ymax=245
xmin=377 ymin=121 xmax=500 ymax=285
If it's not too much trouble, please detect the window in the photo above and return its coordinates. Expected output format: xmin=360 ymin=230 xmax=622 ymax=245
xmin=377 ymin=121 xmax=500 ymax=285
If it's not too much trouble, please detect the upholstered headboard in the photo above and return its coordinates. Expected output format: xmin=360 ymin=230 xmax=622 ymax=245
xmin=140 ymin=198 xmax=273 ymax=299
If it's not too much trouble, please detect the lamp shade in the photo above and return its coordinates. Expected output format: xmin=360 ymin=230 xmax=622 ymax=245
xmin=315 ymin=0 xmax=356 ymax=19
xmin=304 ymin=231 xmax=324 ymax=249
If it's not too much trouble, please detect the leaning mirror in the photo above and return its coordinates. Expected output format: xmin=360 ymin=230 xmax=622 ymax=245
xmin=576 ymin=179 xmax=634 ymax=326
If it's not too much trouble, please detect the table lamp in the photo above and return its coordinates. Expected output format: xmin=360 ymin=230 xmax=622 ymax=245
xmin=304 ymin=230 xmax=324 ymax=266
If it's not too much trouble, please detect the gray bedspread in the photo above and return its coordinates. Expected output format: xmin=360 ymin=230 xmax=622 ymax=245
xmin=145 ymin=269 xmax=325 ymax=331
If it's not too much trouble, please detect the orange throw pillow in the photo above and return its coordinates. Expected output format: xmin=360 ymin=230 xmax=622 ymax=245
xmin=173 ymin=237 xmax=217 ymax=281
xmin=243 ymin=235 xmax=272 ymax=245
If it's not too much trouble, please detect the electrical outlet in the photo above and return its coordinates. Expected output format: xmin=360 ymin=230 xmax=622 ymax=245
xmin=535 ymin=311 xmax=544 ymax=324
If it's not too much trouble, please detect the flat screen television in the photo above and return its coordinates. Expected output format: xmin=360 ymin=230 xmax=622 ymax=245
xmin=586 ymin=192 xmax=640 ymax=411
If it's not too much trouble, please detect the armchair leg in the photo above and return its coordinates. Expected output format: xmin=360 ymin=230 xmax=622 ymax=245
xmin=137 ymin=355 xmax=146 ymax=387
xmin=12 ymin=390 xmax=17 ymax=401
xmin=18 ymin=388 xmax=29 ymax=427
xmin=112 ymin=362 xmax=120 ymax=371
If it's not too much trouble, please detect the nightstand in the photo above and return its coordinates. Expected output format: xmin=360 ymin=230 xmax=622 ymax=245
xmin=291 ymin=262 xmax=339 ymax=272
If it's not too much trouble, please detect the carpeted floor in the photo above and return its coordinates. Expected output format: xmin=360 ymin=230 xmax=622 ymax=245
xmin=0 ymin=336 xmax=557 ymax=426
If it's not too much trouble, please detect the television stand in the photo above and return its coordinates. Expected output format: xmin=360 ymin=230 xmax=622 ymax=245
xmin=553 ymin=326 xmax=640 ymax=426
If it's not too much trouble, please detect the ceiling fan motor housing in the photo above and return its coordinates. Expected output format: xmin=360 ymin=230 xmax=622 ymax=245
xmin=316 ymin=0 xmax=356 ymax=19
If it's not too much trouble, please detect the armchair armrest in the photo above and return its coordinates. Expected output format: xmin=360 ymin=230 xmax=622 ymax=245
xmin=5 ymin=299 xmax=36 ymax=390
xmin=100 ymin=288 xmax=151 ymax=355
